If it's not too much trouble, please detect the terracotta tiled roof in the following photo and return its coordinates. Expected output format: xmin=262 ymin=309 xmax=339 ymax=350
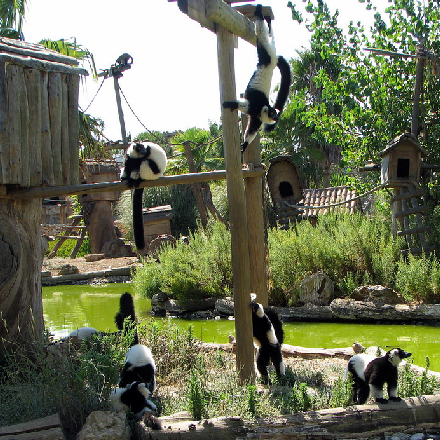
xmin=299 ymin=186 xmax=362 ymax=217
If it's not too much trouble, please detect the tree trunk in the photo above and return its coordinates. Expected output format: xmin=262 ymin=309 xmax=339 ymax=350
xmin=0 ymin=198 xmax=44 ymax=350
xmin=82 ymin=201 xmax=118 ymax=254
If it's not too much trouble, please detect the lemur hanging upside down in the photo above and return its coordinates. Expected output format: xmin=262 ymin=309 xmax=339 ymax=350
xmin=222 ymin=4 xmax=291 ymax=152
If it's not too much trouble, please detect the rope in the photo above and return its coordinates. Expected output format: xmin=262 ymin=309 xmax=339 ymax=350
xmin=82 ymin=77 xmax=106 ymax=113
xmin=282 ymin=183 xmax=388 ymax=210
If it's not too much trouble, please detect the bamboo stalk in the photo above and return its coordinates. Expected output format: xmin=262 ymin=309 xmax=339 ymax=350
xmin=0 ymin=168 xmax=265 ymax=199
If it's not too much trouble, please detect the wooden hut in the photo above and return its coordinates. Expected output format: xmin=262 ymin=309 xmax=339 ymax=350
xmin=0 ymin=38 xmax=88 ymax=188
xmin=0 ymin=38 xmax=87 ymax=349
xmin=378 ymin=132 xmax=427 ymax=186
xmin=266 ymin=156 xmax=303 ymax=229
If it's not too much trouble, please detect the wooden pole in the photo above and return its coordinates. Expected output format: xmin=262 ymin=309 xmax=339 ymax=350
xmin=217 ymin=24 xmax=254 ymax=384
xmin=0 ymin=168 xmax=265 ymax=199
xmin=411 ymin=51 xmax=425 ymax=137
xmin=243 ymin=130 xmax=269 ymax=307
xmin=113 ymin=76 xmax=127 ymax=144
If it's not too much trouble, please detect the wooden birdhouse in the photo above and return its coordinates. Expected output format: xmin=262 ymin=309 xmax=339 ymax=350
xmin=0 ymin=37 xmax=88 ymax=188
xmin=378 ymin=133 xmax=427 ymax=186
xmin=266 ymin=156 xmax=303 ymax=228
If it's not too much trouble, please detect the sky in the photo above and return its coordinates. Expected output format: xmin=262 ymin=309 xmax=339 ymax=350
xmin=22 ymin=1 xmax=379 ymax=142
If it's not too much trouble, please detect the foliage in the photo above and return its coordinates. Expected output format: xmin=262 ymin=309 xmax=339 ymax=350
xmin=0 ymin=330 xmax=128 ymax=435
xmin=46 ymin=236 xmax=91 ymax=258
xmin=133 ymin=221 xmax=232 ymax=301
xmin=395 ymin=255 xmax=440 ymax=302
xmin=0 ymin=0 xmax=26 ymax=39
xmin=398 ymin=358 xmax=439 ymax=398
xmin=273 ymin=0 xmax=440 ymax=191
xmin=268 ymin=213 xmax=402 ymax=305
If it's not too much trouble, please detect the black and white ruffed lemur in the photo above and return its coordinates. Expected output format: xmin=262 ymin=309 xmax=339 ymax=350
xmin=345 ymin=348 xmax=412 ymax=404
xmin=250 ymin=293 xmax=285 ymax=382
xmin=120 ymin=142 xmax=167 ymax=251
xmin=222 ymin=4 xmax=292 ymax=152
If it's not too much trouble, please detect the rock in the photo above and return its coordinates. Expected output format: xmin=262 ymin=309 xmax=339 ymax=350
xmin=76 ymin=410 xmax=130 ymax=440
xmin=299 ymin=272 xmax=334 ymax=306
xmin=273 ymin=304 xmax=333 ymax=322
xmin=58 ymin=264 xmax=79 ymax=275
xmin=84 ymin=253 xmax=106 ymax=262
xmin=215 ymin=298 xmax=235 ymax=315
xmin=351 ymin=285 xmax=403 ymax=305
xmin=102 ymin=239 xmax=135 ymax=258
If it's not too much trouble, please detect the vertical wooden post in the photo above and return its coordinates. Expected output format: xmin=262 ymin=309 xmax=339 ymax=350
xmin=243 ymin=123 xmax=269 ymax=307
xmin=411 ymin=51 xmax=425 ymax=137
xmin=113 ymin=76 xmax=128 ymax=144
xmin=217 ymin=25 xmax=254 ymax=384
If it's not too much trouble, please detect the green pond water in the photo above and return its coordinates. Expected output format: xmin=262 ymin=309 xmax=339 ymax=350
xmin=43 ymin=283 xmax=440 ymax=372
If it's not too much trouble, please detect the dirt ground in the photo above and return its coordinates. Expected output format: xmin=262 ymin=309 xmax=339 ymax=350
xmin=42 ymin=256 xmax=141 ymax=277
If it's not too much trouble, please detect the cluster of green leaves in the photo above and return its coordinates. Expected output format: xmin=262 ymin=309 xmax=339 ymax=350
xmin=398 ymin=358 xmax=439 ymax=398
xmin=133 ymin=221 xmax=232 ymax=301
xmin=269 ymin=0 xmax=440 ymax=190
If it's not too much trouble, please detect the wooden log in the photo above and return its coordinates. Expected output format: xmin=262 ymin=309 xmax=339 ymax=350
xmin=178 ymin=0 xmax=216 ymax=32
xmin=136 ymin=395 xmax=440 ymax=439
xmin=40 ymin=71 xmax=54 ymax=185
xmin=0 ymin=53 xmax=88 ymax=76
xmin=0 ymin=168 xmax=265 ymax=199
xmin=24 ymin=69 xmax=43 ymax=186
xmin=18 ymin=66 xmax=30 ymax=187
xmin=243 ymin=133 xmax=268 ymax=307
xmin=217 ymin=24 xmax=254 ymax=384
xmin=61 ymin=74 xmax=70 ymax=185
xmin=68 ymin=74 xmax=80 ymax=185
xmin=0 ymin=61 xmax=7 ymax=183
xmin=206 ymin=0 xmax=257 ymax=46
xmin=0 ymin=413 xmax=65 ymax=440
xmin=48 ymin=72 xmax=62 ymax=184
xmin=42 ymin=266 xmax=132 ymax=285
xmin=5 ymin=64 xmax=22 ymax=183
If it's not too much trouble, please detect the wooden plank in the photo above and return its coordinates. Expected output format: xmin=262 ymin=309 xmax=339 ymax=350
xmin=397 ymin=226 xmax=431 ymax=236
xmin=5 ymin=64 xmax=22 ymax=184
xmin=0 ymin=413 xmax=65 ymax=440
xmin=24 ymin=69 xmax=43 ymax=186
xmin=68 ymin=74 xmax=80 ymax=185
xmin=48 ymin=72 xmax=62 ymax=184
xmin=177 ymin=0 xmax=216 ymax=32
xmin=40 ymin=71 xmax=54 ymax=185
xmin=61 ymin=74 xmax=70 ymax=185
xmin=206 ymin=0 xmax=257 ymax=46
xmin=1 ymin=168 xmax=265 ymax=199
xmin=18 ymin=67 xmax=30 ymax=187
xmin=394 ymin=205 xmax=428 ymax=218
xmin=217 ymin=24 xmax=254 ymax=385
xmin=0 ymin=61 xmax=7 ymax=183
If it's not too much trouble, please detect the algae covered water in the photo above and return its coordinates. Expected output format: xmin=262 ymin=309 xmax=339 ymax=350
xmin=43 ymin=283 xmax=440 ymax=372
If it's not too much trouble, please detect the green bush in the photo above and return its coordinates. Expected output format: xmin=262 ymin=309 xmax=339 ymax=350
xmin=133 ymin=221 xmax=232 ymax=301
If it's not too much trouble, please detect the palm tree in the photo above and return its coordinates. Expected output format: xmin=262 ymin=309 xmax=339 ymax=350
xmin=0 ymin=0 xmax=26 ymax=39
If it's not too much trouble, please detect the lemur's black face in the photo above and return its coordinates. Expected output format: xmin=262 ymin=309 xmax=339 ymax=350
xmin=134 ymin=143 xmax=146 ymax=155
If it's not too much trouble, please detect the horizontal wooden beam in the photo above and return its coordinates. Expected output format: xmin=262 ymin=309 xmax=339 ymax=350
xmin=1 ymin=168 xmax=265 ymax=200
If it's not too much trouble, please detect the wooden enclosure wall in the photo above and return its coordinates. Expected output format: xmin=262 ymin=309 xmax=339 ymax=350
xmin=0 ymin=62 xmax=80 ymax=187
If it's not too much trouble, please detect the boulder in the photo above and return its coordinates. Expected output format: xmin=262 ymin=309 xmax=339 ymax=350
xmin=76 ymin=411 xmax=130 ymax=440
xmin=58 ymin=264 xmax=79 ymax=275
xmin=102 ymin=239 xmax=135 ymax=258
xmin=299 ymin=272 xmax=334 ymax=306
xmin=215 ymin=298 xmax=235 ymax=315
xmin=350 ymin=285 xmax=403 ymax=305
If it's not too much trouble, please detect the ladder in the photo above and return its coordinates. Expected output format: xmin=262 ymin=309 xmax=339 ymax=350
xmin=390 ymin=182 xmax=435 ymax=255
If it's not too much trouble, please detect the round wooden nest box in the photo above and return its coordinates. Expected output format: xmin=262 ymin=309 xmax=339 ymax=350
xmin=267 ymin=156 xmax=303 ymax=207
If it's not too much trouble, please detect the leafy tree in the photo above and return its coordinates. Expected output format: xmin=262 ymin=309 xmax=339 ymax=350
xmin=282 ymin=0 xmax=440 ymax=190
xmin=0 ymin=0 xmax=26 ymax=39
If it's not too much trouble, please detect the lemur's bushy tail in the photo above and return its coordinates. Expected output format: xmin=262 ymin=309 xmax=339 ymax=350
xmin=274 ymin=56 xmax=291 ymax=113
xmin=115 ymin=292 xmax=138 ymax=344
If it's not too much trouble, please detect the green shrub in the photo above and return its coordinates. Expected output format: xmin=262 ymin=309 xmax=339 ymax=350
xmin=133 ymin=221 xmax=232 ymax=301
